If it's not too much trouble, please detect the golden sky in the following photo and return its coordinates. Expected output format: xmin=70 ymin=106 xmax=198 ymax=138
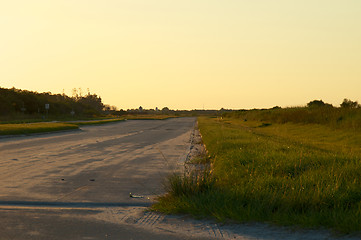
xmin=1 ymin=0 xmax=360 ymax=110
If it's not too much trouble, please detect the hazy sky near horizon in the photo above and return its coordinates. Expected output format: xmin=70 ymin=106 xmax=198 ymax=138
xmin=1 ymin=1 xmax=360 ymax=110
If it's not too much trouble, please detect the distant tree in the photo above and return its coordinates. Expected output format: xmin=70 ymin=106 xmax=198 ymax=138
xmin=307 ymin=100 xmax=333 ymax=108
xmin=307 ymin=100 xmax=325 ymax=107
xmin=78 ymin=94 xmax=104 ymax=115
xmin=116 ymin=109 xmax=126 ymax=115
xmin=72 ymin=88 xmax=79 ymax=100
xmin=340 ymin=98 xmax=360 ymax=108
xmin=103 ymin=105 xmax=111 ymax=111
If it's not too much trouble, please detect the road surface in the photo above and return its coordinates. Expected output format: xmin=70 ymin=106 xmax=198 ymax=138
xmin=0 ymin=118 xmax=208 ymax=239
xmin=0 ymin=118 xmax=358 ymax=240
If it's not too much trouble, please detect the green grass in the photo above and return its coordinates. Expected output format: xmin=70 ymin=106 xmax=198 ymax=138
xmin=0 ymin=115 xmax=176 ymax=135
xmin=153 ymin=117 xmax=361 ymax=234
xmin=0 ymin=115 xmax=118 ymax=124
xmin=123 ymin=115 xmax=177 ymax=120
xmin=66 ymin=115 xmax=176 ymax=125
xmin=0 ymin=122 xmax=79 ymax=135
xmin=74 ymin=118 xmax=125 ymax=125
xmin=224 ymin=107 xmax=361 ymax=130
xmin=0 ymin=118 xmax=124 ymax=135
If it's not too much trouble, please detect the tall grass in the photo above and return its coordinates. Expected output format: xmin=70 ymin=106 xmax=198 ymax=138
xmin=153 ymin=117 xmax=361 ymax=234
xmin=224 ymin=107 xmax=361 ymax=130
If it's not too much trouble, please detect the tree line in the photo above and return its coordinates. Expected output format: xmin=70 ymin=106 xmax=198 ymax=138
xmin=0 ymin=87 xmax=225 ymax=120
xmin=0 ymin=87 xmax=104 ymax=119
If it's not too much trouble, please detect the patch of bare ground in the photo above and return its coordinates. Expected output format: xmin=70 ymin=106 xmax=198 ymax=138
xmin=184 ymin=122 xmax=210 ymax=173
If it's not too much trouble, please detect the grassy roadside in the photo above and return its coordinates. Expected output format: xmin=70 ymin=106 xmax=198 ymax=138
xmin=123 ymin=115 xmax=177 ymax=120
xmin=73 ymin=118 xmax=125 ymax=126
xmin=0 ymin=119 xmax=123 ymax=135
xmin=0 ymin=116 xmax=176 ymax=136
xmin=0 ymin=122 xmax=79 ymax=135
xmin=153 ymin=117 xmax=361 ymax=234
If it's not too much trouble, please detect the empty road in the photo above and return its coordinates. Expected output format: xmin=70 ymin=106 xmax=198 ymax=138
xmin=0 ymin=117 xmax=209 ymax=240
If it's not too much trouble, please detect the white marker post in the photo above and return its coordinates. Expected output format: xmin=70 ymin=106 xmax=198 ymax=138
xmin=45 ymin=104 xmax=50 ymax=119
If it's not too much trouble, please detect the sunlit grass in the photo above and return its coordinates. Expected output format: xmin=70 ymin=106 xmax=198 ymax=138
xmin=122 ymin=115 xmax=177 ymax=120
xmin=153 ymin=117 xmax=361 ymax=234
xmin=0 ymin=122 xmax=78 ymax=135
xmin=0 ymin=115 xmax=177 ymax=135
xmin=74 ymin=118 xmax=125 ymax=125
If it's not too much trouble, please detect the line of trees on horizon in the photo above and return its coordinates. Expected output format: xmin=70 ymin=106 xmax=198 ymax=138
xmin=0 ymin=87 xmax=104 ymax=119
xmin=0 ymin=87 xmax=225 ymax=121
xmin=2 ymin=86 xmax=360 ymax=124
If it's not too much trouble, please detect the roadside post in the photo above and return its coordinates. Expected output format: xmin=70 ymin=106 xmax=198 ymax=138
xmin=45 ymin=103 xmax=50 ymax=119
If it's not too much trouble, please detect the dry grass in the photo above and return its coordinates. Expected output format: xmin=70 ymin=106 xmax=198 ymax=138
xmin=153 ymin=116 xmax=361 ymax=234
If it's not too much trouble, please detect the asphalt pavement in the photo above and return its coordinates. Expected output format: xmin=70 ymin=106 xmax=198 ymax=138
xmin=0 ymin=117 xmax=205 ymax=240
